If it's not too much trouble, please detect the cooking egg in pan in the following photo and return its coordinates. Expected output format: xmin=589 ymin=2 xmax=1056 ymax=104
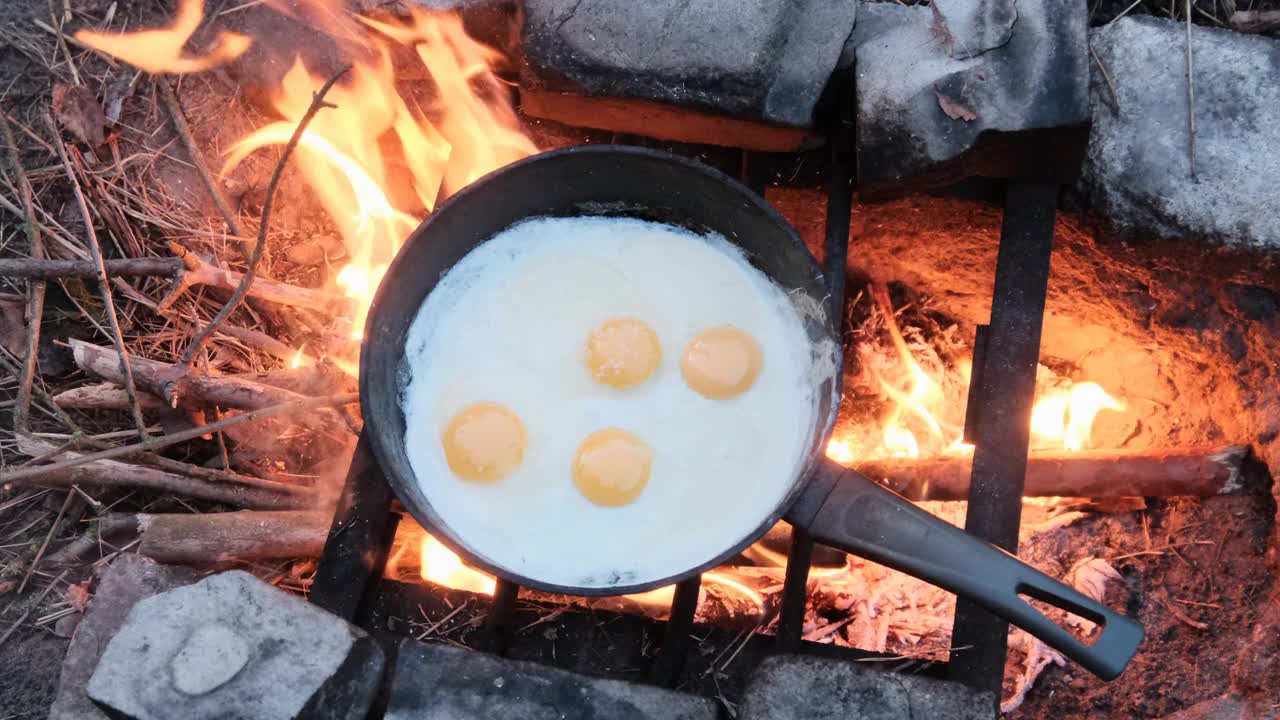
xmin=401 ymin=216 xmax=819 ymax=589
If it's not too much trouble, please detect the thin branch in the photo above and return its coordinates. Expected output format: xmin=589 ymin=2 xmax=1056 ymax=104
xmin=17 ymin=490 xmax=73 ymax=594
xmin=49 ymin=113 xmax=151 ymax=440
xmin=0 ymin=391 xmax=358 ymax=484
xmin=0 ymin=256 xmax=181 ymax=277
xmin=1185 ymin=0 xmax=1197 ymax=180
xmin=0 ymin=569 xmax=69 ymax=650
xmin=0 ymin=110 xmax=45 ymax=433
xmin=1089 ymin=44 xmax=1121 ymax=116
xmin=180 ymin=64 xmax=352 ymax=366
xmin=156 ymin=78 xmax=250 ymax=254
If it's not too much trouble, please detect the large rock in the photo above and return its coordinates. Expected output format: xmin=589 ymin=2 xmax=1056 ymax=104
xmin=86 ymin=571 xmax=383 ymax=720
xmin=519 ymin=0 xmax=857 ymax=150
xmin=1081 ymin=17 xmax=1280 ymax=250
xmin=49 ymin=555 xmax=201 ymax=720
xmin=848 ymin=0 xmax=1090 ymax=194
xmin=739 ymin=654 xmax=996 ymax=720
xmin=385 ymin=640 xmax=718 ymax=720
xmin=1161 ymin=695 xmax=1280 ymax=720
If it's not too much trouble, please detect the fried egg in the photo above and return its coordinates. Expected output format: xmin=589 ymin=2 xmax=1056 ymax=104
xmin=401 ymin=216 xmax=820 ymax=590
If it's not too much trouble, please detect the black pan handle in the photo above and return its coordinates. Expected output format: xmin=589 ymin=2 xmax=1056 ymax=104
xmin=787 ymin=462 xmax=1143 ymax=680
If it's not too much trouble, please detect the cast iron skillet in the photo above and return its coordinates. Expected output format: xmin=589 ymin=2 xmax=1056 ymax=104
xmin=359 ymin=145 xmax=1144 ymax=681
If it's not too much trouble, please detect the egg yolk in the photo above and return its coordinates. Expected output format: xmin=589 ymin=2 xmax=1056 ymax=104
xmin=441 ymin=402 xmax=527 ymax=483
xmin=680 ymin=326 xmax=763 ymax=399
xmin=586 ymin=317 xmax=661 ymax=389
xmin=572 ymin=428 xmax=652 ymax=507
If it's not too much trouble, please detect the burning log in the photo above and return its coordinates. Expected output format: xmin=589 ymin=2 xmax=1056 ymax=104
xmin=855 ymin=445 xmax=1254 ymax=500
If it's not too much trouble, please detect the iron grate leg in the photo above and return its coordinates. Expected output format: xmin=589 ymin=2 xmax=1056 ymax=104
xmin=948 ymin=181 xmax=1059 ymax=696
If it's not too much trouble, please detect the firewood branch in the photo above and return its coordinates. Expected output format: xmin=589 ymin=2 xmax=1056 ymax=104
xmin=855 ymin=445 xmax=1254 ymax=500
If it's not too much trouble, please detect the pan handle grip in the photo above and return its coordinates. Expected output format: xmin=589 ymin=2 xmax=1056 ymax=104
xmin=793 ymin=464 xmax=1143 ymax=680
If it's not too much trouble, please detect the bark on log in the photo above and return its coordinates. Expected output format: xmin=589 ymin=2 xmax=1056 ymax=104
xmin=855 ymin=445 xmax=1253 ymax=500
xmin=135 ymin=510 xmax=330 ymax=564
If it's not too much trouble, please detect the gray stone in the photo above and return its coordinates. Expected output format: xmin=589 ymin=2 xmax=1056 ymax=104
xmin=740 ymin=654 xmax=996 ymax=720
xmin=50 ymin=555 xmax=201 ymax=720
xmin=519 ymin=0 xmax=856 ymax=149
xmin=86 ymin=570 xmax=383 ymax=720
xmin=385 ymin=639 xmax=718 ymax=720
xmin=171 ymin=624 xmax=251 ymax=695
xmin=850 ymin=0 xmax=1090 ymax=193
xmin=1081 ymin=16 xmax=1280 ymax=250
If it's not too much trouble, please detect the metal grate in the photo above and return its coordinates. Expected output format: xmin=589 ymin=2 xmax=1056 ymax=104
xmin=309 ymin=67 xmax=1066 ymax=701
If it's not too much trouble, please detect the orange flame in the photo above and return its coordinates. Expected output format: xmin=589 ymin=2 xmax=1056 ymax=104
xmin=827 ymin=292 xmax=1125 ymax=467
xmin=420 ymin=535 xmax=496 ymax=595
xmin=75 ymin=0 xmax=250 ymax=73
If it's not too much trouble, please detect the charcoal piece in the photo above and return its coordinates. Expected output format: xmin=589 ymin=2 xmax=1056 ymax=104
xmin=740 ymin=654 xmax=996 ymax=720
xmin=1081 ymin=17 xmax=1280 ymax=250
xmin=849 ymin=0 xmax=1090 ymax=194
xmin=385 ymin=639 xmax=718 ymax=720
xmin=85 ymin=570 xmax=383 ymax=720
xmin=49 ymin=555 xmax=201 ymax=720
xmin=519 ymin=0 xmax=857 ymax=150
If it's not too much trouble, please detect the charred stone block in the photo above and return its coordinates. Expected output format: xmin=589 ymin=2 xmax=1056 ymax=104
xmin=740 ymin=654 xmax=996 ymax=720
xmin=85 ymin=571 xmax=383 ymax=720
xmin=49 ymin=555 xmax=201 ymax=720
xmin=1081 ymin=17 xmax=1280 ymax=250
xmin=385 ymin=639 xmax=719 ymax=719
xmin=519 ymin=0 xmax=857 ymax=151
xmin=849 ymin=0 xmax=1090 ymax=195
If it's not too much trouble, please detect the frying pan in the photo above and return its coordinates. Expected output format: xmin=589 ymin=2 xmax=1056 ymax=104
xmin=358 ymin=145 xmax=1143 ymax=680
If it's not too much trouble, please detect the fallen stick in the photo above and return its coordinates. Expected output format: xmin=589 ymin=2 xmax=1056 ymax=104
xmin=0 ymin=257 xmax=181 ymax=277
xmin=159 ymin=243 xmax=343 ymax=313
xmin=855 ymin=445 xmax=1253 ymax=500
xmin=70 ymin=339 xmax=342 ymax=418
xmin=136 ymin=510 xmax=330 ymax=564
xmin=0 ymin=391 xmax=358 ymax=485
xmin=12 ymin=435 xmax=304 ymax=509
xmin=53 ymin=382 xmax=165 ymax=410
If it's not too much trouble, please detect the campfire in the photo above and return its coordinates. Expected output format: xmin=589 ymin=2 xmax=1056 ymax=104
xmin=1 ymin=1 xmax=1277 ymax=719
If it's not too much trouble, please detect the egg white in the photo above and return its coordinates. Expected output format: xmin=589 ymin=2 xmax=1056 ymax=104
xmin=401 ymin=216 xmax=819 ymax=590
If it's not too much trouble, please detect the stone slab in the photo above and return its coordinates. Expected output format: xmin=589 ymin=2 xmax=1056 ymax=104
xmin=49 ymin=555 xmax=202 ymax=720
xmin=849 ymin=0 xmax=1090 ymax=193
xmin=86 ymin=570 xmax=383 ymax=720
xmin=1081 ymin=16 xmax=1280 ymax=250
xmin=519 ymin=0 xmax=856 ymax=148
xmin=385 ymin=639 xmax=718 ymax=720
xmin=740 ymin=654 xmax=996 ymax=720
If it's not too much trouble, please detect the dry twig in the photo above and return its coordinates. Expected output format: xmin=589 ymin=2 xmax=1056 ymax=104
xmin=0 ymin=111 xmax=45 ymax=433
xmin=0 ymin=391 xmax=358 ymax=484
xmin=181 ymin=64 xmax=352 ymax=366
xmin=49 ymin=112 xmax=150 ymax=439
xmin=156 ymin=78 xmax=250 ymax=253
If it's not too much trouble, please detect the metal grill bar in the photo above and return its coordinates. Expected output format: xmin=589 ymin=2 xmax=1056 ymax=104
xmin=650 ymin=575 xmax=704 ymax=685
xmin=311 ymin=435 xmax=399 ymax=621
xmin=948 ymin=181 xmax=1059 ymax=695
